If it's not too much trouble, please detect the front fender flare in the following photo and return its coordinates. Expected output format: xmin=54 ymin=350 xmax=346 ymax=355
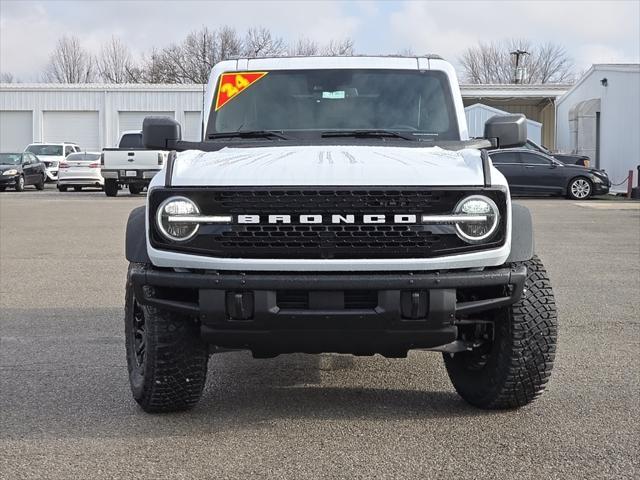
xmin=506 ymin=203 xmax=535 ymax=263
xmin=125 ymin=206 xmax=150 ymax=264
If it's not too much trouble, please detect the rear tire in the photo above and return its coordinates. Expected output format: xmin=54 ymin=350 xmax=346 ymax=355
xmin=129 ymin=184 xmax=143 ymax=195
xmin=124 ymin=263 xmax=209 ymax=413
xmin=15 ymin=175 xmax=25 ymax=192
xmin=57 ymin=185 xmax=68 ymax=192
xmin=35 ymin=174 xmax=45 ymax=190
xmin=105 ymin=179 xmax=118 ymax=197
xmin=444 ymin=256 xmax=557 ymax=409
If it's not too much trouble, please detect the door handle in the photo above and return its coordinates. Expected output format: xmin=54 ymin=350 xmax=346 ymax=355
xmin=127 ymin=152 xmax=135 ymax=156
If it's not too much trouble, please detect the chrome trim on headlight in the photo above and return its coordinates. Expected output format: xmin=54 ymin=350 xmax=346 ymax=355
xmin=452 ymin=195 xmax=500 ymax=244
xmin=156 ymin=196 xmax=201 ymax=242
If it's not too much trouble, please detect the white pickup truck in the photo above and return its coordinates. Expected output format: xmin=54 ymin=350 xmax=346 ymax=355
xmin=100 ymin=131 xmax=168 ymax=196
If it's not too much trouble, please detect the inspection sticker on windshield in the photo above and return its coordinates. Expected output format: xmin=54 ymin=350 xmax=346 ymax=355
xmin=215 ymin=72 xmax=268 ymax=110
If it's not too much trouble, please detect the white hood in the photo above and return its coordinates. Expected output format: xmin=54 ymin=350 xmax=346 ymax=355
xmin=167 ymin=145 xmax=486 ymax=187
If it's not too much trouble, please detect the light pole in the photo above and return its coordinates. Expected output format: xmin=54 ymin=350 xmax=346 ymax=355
xmin=510 ymin=49 xmax=530 ymax=84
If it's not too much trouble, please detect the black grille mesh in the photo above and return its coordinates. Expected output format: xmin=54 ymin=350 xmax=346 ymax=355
xmin=149 ymin=188 xmax=507 ymax=259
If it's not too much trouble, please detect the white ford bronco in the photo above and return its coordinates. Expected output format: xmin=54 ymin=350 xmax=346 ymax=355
xmin=124 ymin=56 xmax=557 ymax=413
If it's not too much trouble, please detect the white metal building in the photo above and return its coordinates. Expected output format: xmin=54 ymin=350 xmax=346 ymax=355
xmin=0 ymin=84 xmax=205 ymax=152
xmin=556 ymin=64 xmax=640 ymax=192
xmin=465 ymin=103 xmax=543 ymax=143
xmin=0 ymin=82 xmax=569 ymax=152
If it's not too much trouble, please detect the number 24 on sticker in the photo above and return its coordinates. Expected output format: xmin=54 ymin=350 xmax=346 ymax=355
xmin=215 ymin=72 xmax=268 ymax=110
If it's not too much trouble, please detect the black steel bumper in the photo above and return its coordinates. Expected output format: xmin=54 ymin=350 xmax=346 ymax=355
xmin=131 ymin=265 xmax=526 ymax=356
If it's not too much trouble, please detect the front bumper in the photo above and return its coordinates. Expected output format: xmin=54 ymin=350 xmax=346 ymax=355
xmin=593 ymin=182 xmax=610 ymax=195
xmin=44 ymin=168 xmax=58 ymax=180
xmin=131 ymin=265 xmax=526 ymax=356
xmin=0 ymin=175 xmax=19 ymax=186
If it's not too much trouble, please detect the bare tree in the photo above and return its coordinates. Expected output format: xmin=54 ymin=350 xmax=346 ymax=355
xmin=44 ymin=35 xmax=95 ymax=83
xmin=396 ymin=48 xmax=415 ymax=57
xmin=217 ymin=26 xmax=243 ymax=62
xmin=459 ymin=39 xmax=574 ymax=84
xmin=137 ymin=26 xmax=244 ymax=84
xmin=322 ymin=38 xmax=355 ymax=56
xmin=0 ymin=72 xmax=16 ymax=83
xmin=97 ymin=36 xmax=136 ymax=83
xmin=243 ymin=27 xmax=286 ymax=57
xmin=289 ymin=36 xmax=320 ymax=56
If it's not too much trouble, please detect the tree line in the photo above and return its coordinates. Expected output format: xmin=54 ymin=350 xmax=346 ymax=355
xmin=37 ymin=26 xmax=354 ymax=84
xmin=0 ymin=26 xmax=574 ymax=85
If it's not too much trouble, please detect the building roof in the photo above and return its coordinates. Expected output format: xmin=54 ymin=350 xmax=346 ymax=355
xmin=0 ymin=82 xmax=572 ymax=98
xmin=556 ymin=63 xmax=640 ymax=106
xmin=459 ymin=83 xmax=571 ymax=99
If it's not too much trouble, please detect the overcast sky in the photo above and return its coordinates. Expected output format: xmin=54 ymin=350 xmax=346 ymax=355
xmin=1 ymin=0 xmax=639 ymax=81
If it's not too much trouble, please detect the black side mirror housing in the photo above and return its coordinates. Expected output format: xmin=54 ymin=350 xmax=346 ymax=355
xmin=142 ymin=116 xmax=182 ymax=150
xmin=484 ymin=114 xmax=527 ymax=149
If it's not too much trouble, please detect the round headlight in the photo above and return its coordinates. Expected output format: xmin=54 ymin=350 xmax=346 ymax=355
xmin=453 ymin=195 xmax=500 ymax=243
xmin=156 ymin=196 xmax=200 ymax=241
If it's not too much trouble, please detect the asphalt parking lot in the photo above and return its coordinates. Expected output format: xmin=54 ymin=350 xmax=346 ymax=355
xmin=1 ymin=185 xmax=639 ymax=479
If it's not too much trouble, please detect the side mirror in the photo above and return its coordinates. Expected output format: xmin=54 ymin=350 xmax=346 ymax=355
xmin=142 ymin=116 xmax=182 ymax=150
xmin=484 ymin=114 xmax=527 ymax=149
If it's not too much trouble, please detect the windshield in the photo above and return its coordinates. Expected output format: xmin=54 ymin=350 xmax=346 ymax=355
xmin=207 ymin=69 xmax=459 ymax=141
xmin=26 ymin=145 xmax=63 ymax=156
xmin=0 ymin=153 xmax=21 ymax=165
xmin=66 ymin=153 xmax=101 ymax=161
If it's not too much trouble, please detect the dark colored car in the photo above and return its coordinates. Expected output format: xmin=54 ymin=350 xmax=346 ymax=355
xmin=0 ymin=153 xmax=47 ymax=192
xmin=522 ymin=139 xmax=590 ymax=167
xmin=490 ymin=148 xmax=610 ymax=200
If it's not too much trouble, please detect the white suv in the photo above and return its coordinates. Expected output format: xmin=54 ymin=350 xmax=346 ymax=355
xmin=24 ymin=142 xmax=81 ymax=181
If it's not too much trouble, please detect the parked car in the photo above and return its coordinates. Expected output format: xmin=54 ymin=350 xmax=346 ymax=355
xmin=24 ymin=142 xmax=81 ymax=181
xmin=489 ymin=148 xmax=610 ymax=199
xmin=521 ymin=139 xmax=590 ymax=167
xmin=0 ymin=152 xmax=46 ymax=191
xmin=57 ymin=152 xmax=104 ymax=191
xmin=101 ymin=131 xmax=167 ymax=197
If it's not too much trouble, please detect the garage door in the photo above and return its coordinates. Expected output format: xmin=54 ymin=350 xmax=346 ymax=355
xmin=183 ymin=111 xmax=202 ymax=141
xmin=0 ymin=111 xmax=33 ymax=152
xmin=43 ymin=111 xmax=100 ymax=151
xmin=118 ymin=111 xmax=174 ymax=138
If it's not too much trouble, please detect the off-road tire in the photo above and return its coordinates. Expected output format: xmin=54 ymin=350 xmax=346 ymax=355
xmin=444 ymin=256 xmax=557 ymax=409
xmin=129 ymin=184 xmax=143 ymax=195
xmin=35 ymin=174 xmax=45 ymax=190
xmin=15 ymin=175 xmax=25 ymax=192
xmin=105 ymin=179 xmax=118 ymax=197
xmin=124 ymin=263 xmax=209 ymax=413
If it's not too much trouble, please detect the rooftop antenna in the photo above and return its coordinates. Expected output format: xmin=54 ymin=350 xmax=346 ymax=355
xmin=510 ymin=49 xmax=530 ymax=84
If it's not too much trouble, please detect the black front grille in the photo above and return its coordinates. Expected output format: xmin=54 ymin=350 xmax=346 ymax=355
xmin=149 ymin=187 xmax=507 ymax=259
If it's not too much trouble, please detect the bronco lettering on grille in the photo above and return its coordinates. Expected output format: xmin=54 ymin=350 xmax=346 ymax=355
xmin=237 ymin=214 xmax=418 ymax=224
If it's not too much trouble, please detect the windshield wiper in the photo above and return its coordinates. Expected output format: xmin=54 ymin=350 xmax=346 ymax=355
xmin=207 ymin=130 xmax=288 ymax=140
xmin=321 ymin=129 xmax=416 ymax=141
